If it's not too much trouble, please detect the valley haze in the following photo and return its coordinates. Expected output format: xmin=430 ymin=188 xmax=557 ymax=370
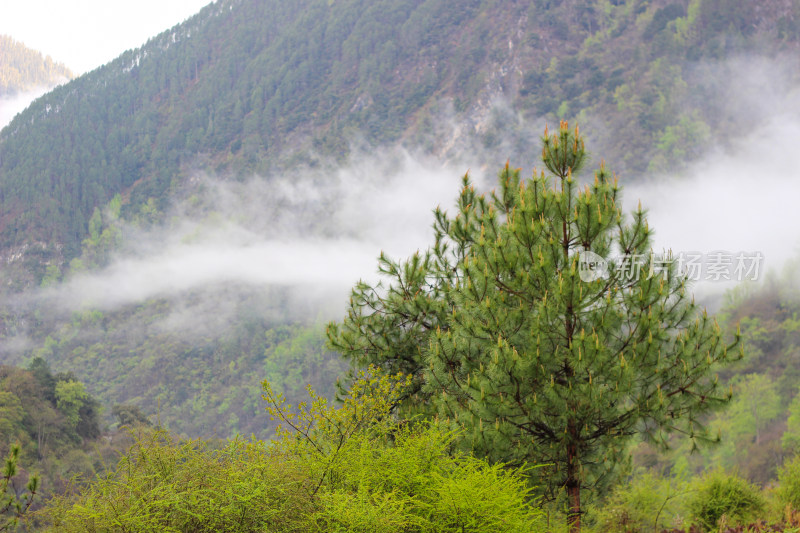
xmin=2 ymin=55 xmax=799 ymax=352
xmin=12 ymin=100 xmax=800 ymax=345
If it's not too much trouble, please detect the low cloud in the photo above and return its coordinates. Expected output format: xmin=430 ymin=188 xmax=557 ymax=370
xmin=0 ymin=85 xmax=53 ymax=129
xmin=36 ymin=112 xmax=800 ymax=321
xmin=15 ymin=55 xmax=800 ymax=336
xmin=626 ymin=55 xmax=800 ymax=304
xmin=630 ymin=118 xmax=800 ymax=269
xmin=36 ymin=149 xmax=480 ymax=326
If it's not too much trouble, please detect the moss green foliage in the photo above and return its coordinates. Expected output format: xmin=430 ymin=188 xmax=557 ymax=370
xmin=678 ymin=277 xmax=800 ymax=484
xmin=697 ymin=373 xmax=783 ymax=479
xmin=687 ymin=470 xmax=765 ymax=531
xmin=777 ymin=455 xmax=800 ymax=513
xmin=578 ymin=464 xmax=800 ymax=531
xmin=39 ymin=370 xmax=545 ymax=532
xmin=575 ymin=264 xmax=800 ymax=530
xmin=0 ymin=0 xmax=493 ymax=256
xmin=3 ymin=1 xmax=800 ymax=528
xmin=589 ymin=471 xmax=689 ymax=532
xmin=330 ymin=123 xmax=738 ymax=530
xmin=0 ymin=360 xmax=100 ymax=460
xmin=39 ymin=431 xmax=306 ymax=532
xmin=110 ymin=404 xmax=152 ymax=428
xmin=22 ymin=307 xmax=348 ymax=440
xmin=784 ymin=394 xmax=800 ymax=454
xmin=0 ymin=361 xmax=141 ymax=528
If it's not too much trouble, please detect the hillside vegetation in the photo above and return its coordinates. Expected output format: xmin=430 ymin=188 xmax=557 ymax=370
xmin=0 ymin=360 xmax=140 ymax=529
xmin=1 ymin=0 xmax=798 ymax=263
xmin=0 ymin=36 xmax=72 ymax=95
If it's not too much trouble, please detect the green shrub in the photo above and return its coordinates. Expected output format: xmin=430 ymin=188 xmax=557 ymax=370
xmin=590 ymin=471 xmax=689 ymax=532
xmin=37 ymin=369 xmax=545 ymax=532
xmin=39 ymin=430 xmax=313 ymax=532
xmin=777 ymin=454 xmax=800 ymax=511
xmin=267 ymin=369 xmax=546 ymax=533
xmin=687 ymin=470 xmax=765 ymax=531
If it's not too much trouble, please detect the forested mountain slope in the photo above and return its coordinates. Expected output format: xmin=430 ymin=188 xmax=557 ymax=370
xmin=1 ymin=0 xmax=798 ymax=266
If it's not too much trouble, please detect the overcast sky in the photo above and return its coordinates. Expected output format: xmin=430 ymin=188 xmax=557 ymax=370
xmin=0 ymin=0 xmax=212 ymax=74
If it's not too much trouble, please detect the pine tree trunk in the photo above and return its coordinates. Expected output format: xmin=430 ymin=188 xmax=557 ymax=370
xmin=567 ymin=482 xmax=581 ymax=532
xmin=567 ymin=425 xmax=581 ymax=533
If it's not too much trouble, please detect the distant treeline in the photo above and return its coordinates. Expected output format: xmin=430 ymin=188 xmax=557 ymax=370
xmin=0 ymin=35 xmax=72 ymax=95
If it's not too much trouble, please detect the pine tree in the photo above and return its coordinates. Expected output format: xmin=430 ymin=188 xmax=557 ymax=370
xmin=328 ymin=122 xmax=739 ymax=531
xmin=1 ymin=444 xmax=38 ymax=531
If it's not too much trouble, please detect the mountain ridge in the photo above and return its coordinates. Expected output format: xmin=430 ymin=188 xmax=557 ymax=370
xmin=0 ymin=35 xmax=73 ymax=96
